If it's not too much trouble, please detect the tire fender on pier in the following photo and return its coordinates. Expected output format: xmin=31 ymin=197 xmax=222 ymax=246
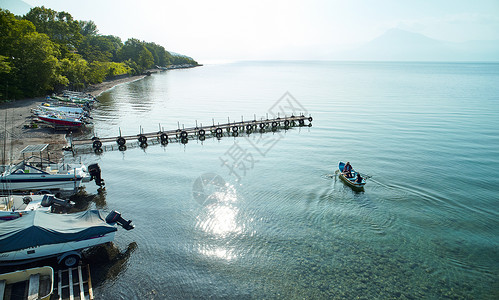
xmin=117 ymin=137 xmax=126 ymax=146
xmin=92 ymin=140 xmax=102 ymax=149
xmin=138 ymin=135 xmax=147 ymax=143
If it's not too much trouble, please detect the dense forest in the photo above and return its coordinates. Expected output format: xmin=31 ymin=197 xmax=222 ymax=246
xmin=0 ymin=6 xmax=199 ymax=100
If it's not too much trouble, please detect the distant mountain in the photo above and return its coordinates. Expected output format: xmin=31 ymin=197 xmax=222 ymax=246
xmin=0 ymin=0 xmax=32 ymax=15
xmin=338 ymin=28 xmax=499 ymax=61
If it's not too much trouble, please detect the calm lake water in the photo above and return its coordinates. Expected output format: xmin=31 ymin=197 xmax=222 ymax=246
xmin=70 ymin=61 xmax=498 ymax=299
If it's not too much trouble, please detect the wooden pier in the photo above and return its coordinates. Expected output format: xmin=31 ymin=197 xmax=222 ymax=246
xmin=67 ymin=114 xmax=313 ymax=153
xmin=54 ymin=265 xmax=94 ymax=300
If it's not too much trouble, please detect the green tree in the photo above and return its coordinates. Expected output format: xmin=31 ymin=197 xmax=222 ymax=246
xmin=170 ymin=53 xmax=198 ymax=66
xmin=0 ymin=55 xmax=12 ymax=100
xmin=15 ymin=31 xmax=64 ymax=96
xmin=0 ymin=56 xmax=11 ymax=74
xmin=78 ymin=35 xmax=122 ymax=62
xmin=58 ymin=54 xmax=88 ymax=90
xmin=119 ymin=38 xmax=154 ymax=73
xmin=24 ymin=6 xmax=82 ymax=56
xmin=1 ymin=7 xmax=198 ymax=99
xmin=0 ymin=9 xmax=36 ymax=57
xmin=78 ymin=20 xmax=98 ymax=36
xmin=144 ymin=42 xmax=172 ymax=66
xmin=0 ymin=9 xmax=64 ymax=98
xmin=105 ymin=62 xmax=131 ymax=77
xmin=138 ymin=49 xmax=154 ymax=70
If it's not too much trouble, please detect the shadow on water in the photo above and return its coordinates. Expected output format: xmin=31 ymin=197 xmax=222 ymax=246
xmin=85 ymin=242 xmax=137 ymax=287
xmin=0 ymin=242 xmax=136 ymax=283
xmin=69 ymin=187 xmax=108 ymax=210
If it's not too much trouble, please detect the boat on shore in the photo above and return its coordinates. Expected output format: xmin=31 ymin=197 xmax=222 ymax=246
xmin=32 ymin=104 xmax=91 ymax=120
xmin=0 ymin=194 xmax=73 ymax=221
xmin=0 ymin=266 xmax=54 ymax=300
xmin=0 ymin=210 xmax=134 ymax=267
xmin=50 ymin=92 xmax=97 ymax=106
xmin=36 ymin=112 xmax=87 ymax=128
xmin=338 ymin=161 xmax=366 ymax=189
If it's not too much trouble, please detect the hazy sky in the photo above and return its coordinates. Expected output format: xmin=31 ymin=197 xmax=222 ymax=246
xmin=21 ymin=0 xmax=499 ymax=61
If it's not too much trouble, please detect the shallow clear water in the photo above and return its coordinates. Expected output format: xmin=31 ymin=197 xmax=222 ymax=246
xmin=70 ymin=61 xmax=498 ymax=299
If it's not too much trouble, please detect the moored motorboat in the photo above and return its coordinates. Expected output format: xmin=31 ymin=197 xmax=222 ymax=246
xmin=0 ymin=266 xmax=54 ymax=300
xmin=0 ymin=210 xmax=134 ymax=267
xmin=338 ymin=161 xmax=366 ymax=189
xmin=0 ymin=194 xmax=73 ymax=221
xmin=0 ymin=159 xmax=104 ymax=195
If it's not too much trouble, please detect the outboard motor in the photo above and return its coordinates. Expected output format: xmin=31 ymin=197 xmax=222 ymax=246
xmin=41 ymin=194 xmax=74 ymax=210
xmin=23 ymin=196 xmax=32 ymax=205
xmin=88 ymin=163 xmax=105 ymax=187
xmin=106 ymin=210 xmax=134 ymax=231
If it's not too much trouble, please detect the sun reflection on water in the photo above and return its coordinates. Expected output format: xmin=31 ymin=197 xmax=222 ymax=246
xmin=196 ymin=182 xmax=243 ymax=261
xmin=198 ymin=246 xmax=236 ymax=261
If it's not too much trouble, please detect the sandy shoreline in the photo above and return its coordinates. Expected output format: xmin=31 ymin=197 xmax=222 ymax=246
xmin=0 ymin=74 xmax=147 ymax=163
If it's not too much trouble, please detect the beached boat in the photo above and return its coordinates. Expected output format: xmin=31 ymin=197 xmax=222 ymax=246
xmin=36 ymin=112 xmax=86 ymax=128
xmin=45 ymin=97 xmax=92 ymax=110
xmin=0 ymin=194 xmax=73 ymax=221
xmin=50 ymin=94 xmax=96 ymax=105
xmin=0 ymin=210 xmax=134 ymax=267
xmin=338 ymin=161 xmax=366 ymax=189
xmin=0 ymin=266 xmax=54 ymax=300
xmin=32 ymin=104 xmax=90 ymax=120
xmin=62 ymin=90 xmax=96 ymax=101
xmin=0 ymin=160 xmax=104 ymax=195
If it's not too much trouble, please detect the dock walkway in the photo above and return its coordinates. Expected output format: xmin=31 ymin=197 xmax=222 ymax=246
xmin=54 ymin=265 xmax=93 ymax=300
xmin=67 ymin=114 xmax=313 ymax=153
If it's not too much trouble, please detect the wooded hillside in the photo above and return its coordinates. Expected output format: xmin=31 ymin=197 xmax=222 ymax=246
xmin=0 ymin=7 xmax=199 ymax=99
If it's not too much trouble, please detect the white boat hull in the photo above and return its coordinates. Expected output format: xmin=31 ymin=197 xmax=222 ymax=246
xmin=0 ymin=232 xmax=115 ymax=263
xmin=0 ymin=163 xmax=89 ymax=193
xmin=0 ymin=174 xmax=84 ymax=191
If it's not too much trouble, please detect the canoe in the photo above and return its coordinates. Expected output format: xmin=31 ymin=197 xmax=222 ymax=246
xmin=338 ymin=161 xmax=366 ymax=189
xmin=0 ymin=266 xmax=54 ymax=300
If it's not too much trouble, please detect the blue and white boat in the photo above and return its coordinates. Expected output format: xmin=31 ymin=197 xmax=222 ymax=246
xmin=338 ymin=161 xmax=366 ymax=189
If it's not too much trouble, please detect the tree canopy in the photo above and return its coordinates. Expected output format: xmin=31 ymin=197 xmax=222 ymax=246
xmin=0 ymin=7 xmax=198 ymax=100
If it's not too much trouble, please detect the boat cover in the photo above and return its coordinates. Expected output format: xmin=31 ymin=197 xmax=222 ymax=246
xmin=0 ymin=210 xmax=117 ymax=253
